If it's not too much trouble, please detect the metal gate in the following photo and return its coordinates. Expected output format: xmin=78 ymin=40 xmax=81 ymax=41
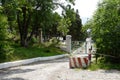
xmin=71 ymin=41 xmax=85 ymax=51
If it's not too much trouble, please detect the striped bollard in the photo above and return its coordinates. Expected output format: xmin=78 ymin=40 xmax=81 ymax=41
xmin=69 ymin=54 xmax=90 ymax=68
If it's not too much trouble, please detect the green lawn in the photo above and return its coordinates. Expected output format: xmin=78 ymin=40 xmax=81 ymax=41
xmin=0 ymin=44 xmax=66 ymax=63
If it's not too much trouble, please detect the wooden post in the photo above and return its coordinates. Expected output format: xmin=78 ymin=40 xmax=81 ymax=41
xmin=39 ymin=28 xmax=43 ymax=44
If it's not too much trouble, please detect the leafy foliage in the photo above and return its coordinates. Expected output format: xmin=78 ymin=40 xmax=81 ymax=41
xmin=0 ymin=0 xmax=84 ymax=62
xmin=57 ymin=18 xmax=71 ymax=36
xmin=62 ymin=5 xmax=83 ymax=40
xmin=0 ymin=9 xmax=12 ymax=61
xmin=83 ymin=0 xmax=120 ymax=63
xmin=68 ymin=10 xmax=83 ymax=40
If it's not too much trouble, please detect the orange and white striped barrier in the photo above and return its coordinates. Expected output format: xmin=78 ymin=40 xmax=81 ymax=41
xmin=69 ymin=54 xmax=91 ymax=68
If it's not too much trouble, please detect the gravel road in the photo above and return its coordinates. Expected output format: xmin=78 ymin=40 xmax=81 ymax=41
xmin=0 ymin=58 xmax=120 ymax=80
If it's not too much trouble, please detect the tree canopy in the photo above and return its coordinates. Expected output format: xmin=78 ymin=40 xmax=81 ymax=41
xmin=83 ymin=0 xmax=120 ymax=63
xmin=0 ymin=7 xmax=12 ymax=61
xmin=0 ymin=0 xmax=83 ymax=47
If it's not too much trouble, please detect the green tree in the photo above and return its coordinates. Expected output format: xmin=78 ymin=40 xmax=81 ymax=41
xmin=1 ymin=0 xmax=55 ymax=47
xmin=62 ymin=4 xmax=83 ymax=40
xmin=57 ymin=18 xmax=71 ymax=36
xmin=45 ymin=12 xmax=61 ymax=38
xmin=0 ymin=7 xmax=12 ymax=62
xmin=84 ymin=0 xmax=120 ymax=63
xmin=68 ymin=10 xmax=83 ymax=40
xmin=0 ymin=0 xmax=76 ymax=47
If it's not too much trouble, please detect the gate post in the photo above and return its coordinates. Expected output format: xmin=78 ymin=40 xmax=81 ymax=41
xmin=66 ymin=35 xmax=72 ymax=53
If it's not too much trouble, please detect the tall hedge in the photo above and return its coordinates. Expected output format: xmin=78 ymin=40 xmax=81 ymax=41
xmin=92 ymin=0 xmax=120 ymax=63
xmin=83 ymin=0 xmax=120 ymax=63
xmin=0 ymin=7 xmax=12 ymax=62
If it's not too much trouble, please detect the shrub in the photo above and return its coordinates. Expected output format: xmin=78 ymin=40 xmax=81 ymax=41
xmin=0 ymin=10 xmax=12 ymax=62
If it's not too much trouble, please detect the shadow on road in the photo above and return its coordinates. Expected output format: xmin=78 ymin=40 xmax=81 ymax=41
xmin=2 ymin=77 xmax=25 ymax=80
xmin=103 ymin=69 xmax=120 ymax=74
xmin=0 ymin=68 xmax=35 ymax=80
xmin=0 ymin=58 xmax=69 ymax=80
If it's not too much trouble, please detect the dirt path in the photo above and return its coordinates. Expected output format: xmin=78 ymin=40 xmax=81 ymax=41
xmin=0 ymin=58 xmax=120 ymax=80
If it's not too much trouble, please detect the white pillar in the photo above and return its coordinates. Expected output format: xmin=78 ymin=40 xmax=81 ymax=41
xmin=86 ymin=37 xmax=92 ymax=53
xmin=66 ymin=35 xmax=72 ymax=53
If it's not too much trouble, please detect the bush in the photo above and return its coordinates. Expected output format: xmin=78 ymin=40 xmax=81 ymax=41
xmin=43 ymin=37 xmax=60 ymax=47
xmin=0 ymin=12 xmax=12 ymax=62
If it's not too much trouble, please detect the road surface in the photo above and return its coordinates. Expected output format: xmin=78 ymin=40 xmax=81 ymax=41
xmin=0 ymin=58 xmax=120 ymax=80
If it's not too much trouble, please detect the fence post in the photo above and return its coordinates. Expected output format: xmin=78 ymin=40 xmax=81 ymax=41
xmin=66 ymin=35 xmax=72 ymax=53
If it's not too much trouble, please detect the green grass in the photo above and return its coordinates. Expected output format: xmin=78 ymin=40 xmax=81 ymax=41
xmin=0 ymin=44 xmax=66 ymax=63
xmin=88 ymin=58 xmax=120 ymax=71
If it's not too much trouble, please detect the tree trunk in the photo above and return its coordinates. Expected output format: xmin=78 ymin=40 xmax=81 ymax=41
xmin=17 ymin=6 xmax=31 ymax=47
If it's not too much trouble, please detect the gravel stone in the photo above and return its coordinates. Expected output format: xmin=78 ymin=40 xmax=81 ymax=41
xmin=0 ymin=58 xmax=120 ymax=80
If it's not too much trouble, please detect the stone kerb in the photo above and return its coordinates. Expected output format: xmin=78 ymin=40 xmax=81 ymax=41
xmin=0 ymin=54 xmax=68 ymax=69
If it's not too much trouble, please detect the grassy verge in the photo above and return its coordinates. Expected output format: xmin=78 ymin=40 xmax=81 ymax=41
xmin=0 ymin=44 xmax=66 ymax=63
xmin=88 ymin=58 xmax=120 ymax=71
